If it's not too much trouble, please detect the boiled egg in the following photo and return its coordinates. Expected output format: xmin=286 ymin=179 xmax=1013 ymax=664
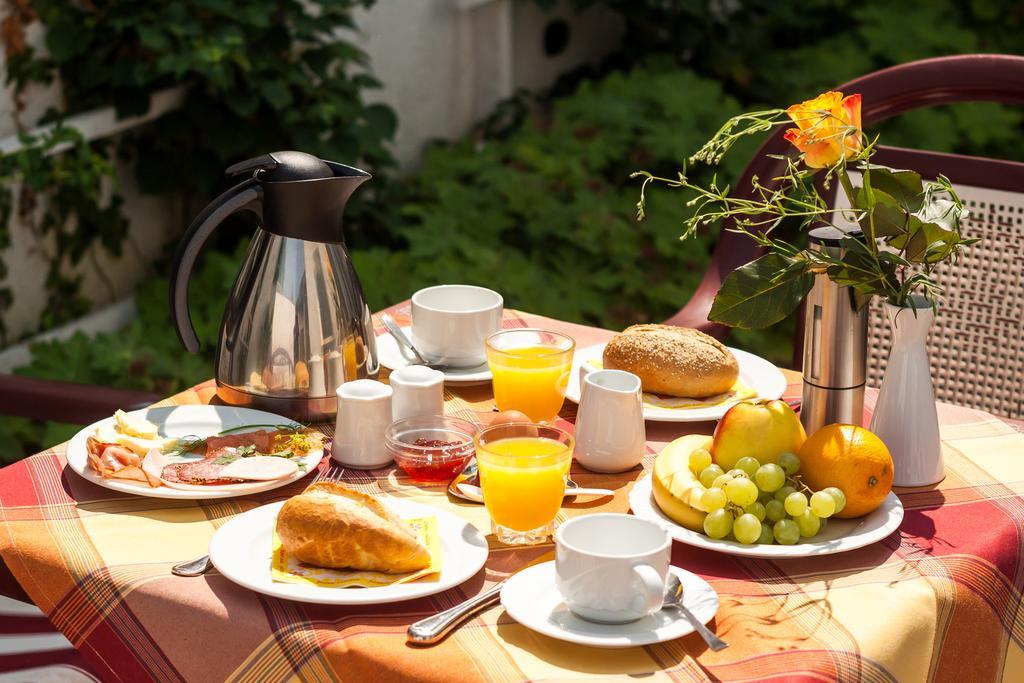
xmin=489 ymin=410 xmax=538 ymax=436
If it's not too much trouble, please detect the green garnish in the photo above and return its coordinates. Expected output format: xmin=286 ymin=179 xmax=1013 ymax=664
xmin=163 ymin=435 xmax=206 ymax=457
xmin=217 ymin=422 xmax=304 ymax=435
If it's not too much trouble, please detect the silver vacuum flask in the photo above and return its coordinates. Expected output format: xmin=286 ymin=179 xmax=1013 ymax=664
xmin=800 ymin=227 xmax=868 ymax=433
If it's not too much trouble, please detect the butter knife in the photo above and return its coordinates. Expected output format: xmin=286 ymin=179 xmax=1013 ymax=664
xmin=407 ymin=581 xmax=505 ymax=644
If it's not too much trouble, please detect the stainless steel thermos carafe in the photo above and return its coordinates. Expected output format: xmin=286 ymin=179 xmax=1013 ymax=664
xmin=799 ymin=226 xmax=868 ymax=433
xmin=170 ymin=151 xmax=379 ymax=421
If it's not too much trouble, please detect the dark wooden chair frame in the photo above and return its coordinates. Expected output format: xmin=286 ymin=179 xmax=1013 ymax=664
xmin=664 ymin=53 xmax=1024 ymax=367
xmin=0 ymin=374 xmax=158 ymax=425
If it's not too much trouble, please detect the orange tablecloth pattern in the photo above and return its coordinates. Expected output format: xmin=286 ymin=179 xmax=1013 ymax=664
xmin=1 ymin=305 xmax=1023 ymax=682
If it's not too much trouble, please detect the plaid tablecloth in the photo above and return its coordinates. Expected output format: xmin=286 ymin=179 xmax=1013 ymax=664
xmin=1 ymin=305 xmax=1023 ymax=682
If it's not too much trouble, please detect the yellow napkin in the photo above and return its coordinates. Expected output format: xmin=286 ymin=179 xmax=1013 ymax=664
xmin=642 ymin=382 xmax=757 ymax=410
xmin=271 ymin=517 xmax=442 ymax=588
xmin=584 ymin=358 xmax=758 ymax=410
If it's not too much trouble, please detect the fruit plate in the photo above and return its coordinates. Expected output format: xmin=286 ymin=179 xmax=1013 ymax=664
xmin=629 ymin=475 xmax=904 ymax=558
xmin=565 ymin=342 xmax=787 ymax=423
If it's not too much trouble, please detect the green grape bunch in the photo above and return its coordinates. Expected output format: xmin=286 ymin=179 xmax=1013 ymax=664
xmin=692 ymin=451 xmax=847 ymax=546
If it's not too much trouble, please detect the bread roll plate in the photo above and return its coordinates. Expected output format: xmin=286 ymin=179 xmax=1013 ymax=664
xmin=565 ymin=341 xmax=786 ymax=423
xmin=209 ymin=498 xmax=488 ymax=605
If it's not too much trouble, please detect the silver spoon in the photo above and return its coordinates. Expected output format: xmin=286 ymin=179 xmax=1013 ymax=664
xmin=380 ymin=314 xmax=460 ymax=372
xmin=407 ymin=580 xmax=506 ymax=644
xmin=663 ymin=574 xmax=728 ymax=651
xmin=172 ymin=554 xmax=212 ymax=577
xmin=448 ymin=459 xmax=614 ymax=503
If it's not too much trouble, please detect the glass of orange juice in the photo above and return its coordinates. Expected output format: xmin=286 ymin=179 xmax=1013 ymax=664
xmin=485 ymin=329 xmax=575 ymax=422
xmin=475 ymin=422 xmax=574 ymax=545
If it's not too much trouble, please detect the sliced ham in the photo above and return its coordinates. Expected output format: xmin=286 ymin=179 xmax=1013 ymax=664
xmin=203 ymin=430 xmax=276 ymax=454
xmin=86 ymin=437 xmax=159 ymax=486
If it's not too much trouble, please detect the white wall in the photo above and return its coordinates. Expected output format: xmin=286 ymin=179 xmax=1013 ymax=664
xmin=0 ymin=0 xmax=622 ymax=344
xmin=353 ymin=0 xmax=623 ymax=168
xmin=0 ymin=24 xmax=182 ymax=344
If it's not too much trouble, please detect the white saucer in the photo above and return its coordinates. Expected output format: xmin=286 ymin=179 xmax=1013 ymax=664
xmin=500 ymin=562 xmax=719 ymax=648
xmin=376 ymin=326 xmax=492 ymax=385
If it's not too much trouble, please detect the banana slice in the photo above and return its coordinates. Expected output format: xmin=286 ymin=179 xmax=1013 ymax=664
xmin=651 ymin=434 xmax=714 ymax=532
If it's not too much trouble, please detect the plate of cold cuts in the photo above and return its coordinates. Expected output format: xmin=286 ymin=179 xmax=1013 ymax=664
xmin=64 ymin=405 xmax=325 ymax=499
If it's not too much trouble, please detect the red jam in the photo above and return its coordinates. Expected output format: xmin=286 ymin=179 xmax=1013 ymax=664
xmin=397 ymin=438 xmax=473 ymax=481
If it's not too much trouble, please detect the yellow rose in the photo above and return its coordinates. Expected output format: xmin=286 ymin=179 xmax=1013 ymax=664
xmin=783 ymin=91 xmax=862 ymax=168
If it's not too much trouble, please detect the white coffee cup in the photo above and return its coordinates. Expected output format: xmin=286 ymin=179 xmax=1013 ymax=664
xmin=389 ymin=365 xmax=445 ymax=421
xmin=333 ymin=380 xmax=394 ymax=469
xmin=574 ymin=367 xmax=646 ymax=473
xmin=411 ymin=285 xmax=502 ymax=367
xmin=555 ymin=513 xmax=670 ymax=624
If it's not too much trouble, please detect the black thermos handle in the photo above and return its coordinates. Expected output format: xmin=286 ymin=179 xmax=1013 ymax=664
xmin=169 ymin=178 xmax=262 ymax=353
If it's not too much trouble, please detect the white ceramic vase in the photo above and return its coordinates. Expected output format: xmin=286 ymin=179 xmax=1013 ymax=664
xmin=869 ymin=296 xmax=944 ymax=486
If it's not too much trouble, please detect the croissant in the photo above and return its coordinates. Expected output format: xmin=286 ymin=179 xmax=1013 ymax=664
xmin=276 ymin=481 xmax=431 ymax=573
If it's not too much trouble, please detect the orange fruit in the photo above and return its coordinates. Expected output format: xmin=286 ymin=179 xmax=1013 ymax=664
xmin=797 ymin=424 xmax=894 ymax=518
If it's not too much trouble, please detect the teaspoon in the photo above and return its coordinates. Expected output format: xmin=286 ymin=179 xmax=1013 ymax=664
xmin=172 ymin=554 xmax=212 ymax=577
xmin=663 ymin=574 xmax=728 ymax=651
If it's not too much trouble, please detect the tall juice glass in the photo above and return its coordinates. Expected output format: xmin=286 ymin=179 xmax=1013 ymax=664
xmin=485 ymin=329 xmax=575 ymax=423
xmin=475 ymin=423 xmax=574 ymax=545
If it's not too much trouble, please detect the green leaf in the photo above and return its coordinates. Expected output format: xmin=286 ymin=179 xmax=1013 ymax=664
xmin=865 ymin=166 xmax=924 ymax=211
xmin=709 ymin=253 xmax=814 ymax=329
xmin=855 ymin=187 xmax=909 ymax=239
xmin=259 ymin=80 xmax=293 ymax=109
xmin=904 ymin=220 xmax=957 ymax=263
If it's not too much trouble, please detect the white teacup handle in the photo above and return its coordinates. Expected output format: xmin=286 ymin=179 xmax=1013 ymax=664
xmin=632 ymin=564 xmax=666 ymax=616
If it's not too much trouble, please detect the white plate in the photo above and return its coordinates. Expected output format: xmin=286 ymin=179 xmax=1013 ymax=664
xmin=566 ymin=342 xmax=787 ymax=423
xmin=500 ymin=562 xmax=718 ymax=648
xmin=629 ymin=475 xmax=904 ymax=558
xmin=376 ymin=326 xmax=492 ymax=384
xmin=65 ymin=405 xmax=323 ymax=500
xmin=209 ymin=499 xmax=489 ymax=605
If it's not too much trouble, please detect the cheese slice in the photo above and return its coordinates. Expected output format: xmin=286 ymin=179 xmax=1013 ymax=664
xmin=93 ymin=423 xmax=122 ymax=444
xmin=113 ymin=409 xmax=159 ymax=439
xmin=115 ymin=433 xmax=177 ymax=456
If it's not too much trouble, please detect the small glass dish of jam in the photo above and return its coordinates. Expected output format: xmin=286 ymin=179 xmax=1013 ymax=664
xmin=384 ymin=415 xmax=477 ymax=482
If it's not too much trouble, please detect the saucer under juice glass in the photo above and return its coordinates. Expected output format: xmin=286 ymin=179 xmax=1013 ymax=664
xmin=474 ymin=422 xmax=574 ymax=545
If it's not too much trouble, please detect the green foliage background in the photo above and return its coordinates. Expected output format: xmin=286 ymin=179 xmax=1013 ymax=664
xmin=3 ymin=0 xmax=1024 ymax=461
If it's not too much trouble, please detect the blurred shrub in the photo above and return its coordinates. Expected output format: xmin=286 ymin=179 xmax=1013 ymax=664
xmin=356 ymin=65 xmax=749 ymax=329
xmin=0 ymin=0 xmax=399 ymax=339
xmin=0 ymin=243 xmax=242 ymax=462
xmin=6 ymin=0 xmax=1024 ymax=461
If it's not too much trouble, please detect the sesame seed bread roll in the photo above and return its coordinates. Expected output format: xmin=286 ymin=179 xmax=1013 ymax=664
xmin=602 ymin=324 xmax=738 ymax=398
